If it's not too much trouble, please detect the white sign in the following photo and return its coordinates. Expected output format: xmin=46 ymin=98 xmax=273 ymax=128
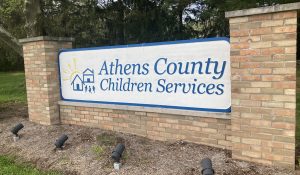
xmin=59 ymin=38 xmax=231 ymax=113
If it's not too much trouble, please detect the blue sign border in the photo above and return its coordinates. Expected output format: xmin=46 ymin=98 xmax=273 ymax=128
xmin=58 ymin=37 xmax=231 ymax=113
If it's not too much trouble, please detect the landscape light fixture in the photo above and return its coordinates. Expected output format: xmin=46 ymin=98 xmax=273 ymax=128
xmin=55 ymin=134 xmax=68 ymax=150
xmin=201 ymin=158 xmax=215 ymax=175
xmin=112 ymin=143 xmax=125 ymax=162
xmin=11 ymin=123 xmax=24 ymax=141
xmin=112 ymin=143 xmax=125 ymax=170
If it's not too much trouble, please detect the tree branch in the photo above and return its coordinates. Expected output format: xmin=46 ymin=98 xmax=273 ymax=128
xmin=0 ymin=26 xmax=23 ymax=57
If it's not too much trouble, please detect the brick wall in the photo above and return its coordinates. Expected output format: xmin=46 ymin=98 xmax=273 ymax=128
xmin=20 ymin=37 xmax=73 ymax=125
xmin=229 ymin=11 xmax=297 ymax=168
xmin=60 ymin=105 xmax=231 ymax=149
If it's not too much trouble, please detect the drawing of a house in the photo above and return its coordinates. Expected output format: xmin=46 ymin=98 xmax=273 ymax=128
xmin=83 ymin=68 xmax=94 ymax=83
xmin=71 ymin=75 xmax=84 ymax=91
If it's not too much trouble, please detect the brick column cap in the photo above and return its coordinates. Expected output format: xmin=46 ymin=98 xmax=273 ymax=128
xmin=19 ymin=36 xmax=74 ymax=44
xmin=225 ymin=2 xmax=300 ymax=18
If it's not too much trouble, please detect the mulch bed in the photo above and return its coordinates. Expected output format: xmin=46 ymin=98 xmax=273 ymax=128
xmin=0 ymin=104 xmax=294 ymax=175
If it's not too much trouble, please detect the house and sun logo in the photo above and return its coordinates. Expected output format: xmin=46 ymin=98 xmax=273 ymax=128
xmin=62 ymin=58 xmax=96 ymax=93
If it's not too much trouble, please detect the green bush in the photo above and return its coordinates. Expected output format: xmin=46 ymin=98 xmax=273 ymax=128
xmin=0 ymin=44 xmax=24 ymax=71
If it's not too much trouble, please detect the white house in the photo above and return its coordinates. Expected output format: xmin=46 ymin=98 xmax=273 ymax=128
xmin=83 ymin=68 xmax=94 ymax=83
xmin=71 ymin=74 xmax=84 ymax=91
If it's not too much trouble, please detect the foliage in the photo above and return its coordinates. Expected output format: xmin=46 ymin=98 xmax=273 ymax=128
xmin=38 ymin=0 xmax=197 ymax=47
xmin=0 ymin=0 xmax=25 ymax=71
xmin=0 ymin=155 xmax=61 ymax=175
xmin=0 ymin=0 xmax=26 ymax=38
xmin=91 ymin=145 xmax=106 ymax=156
xmin=2 ymin=0 xmax=300 ymax=45
xmin=0 ymin=42 xmax=23 ymax=71
xmin=0 ymin=0 xmax=299 ymax=71
xmin=24 ymin=0 xmax=300 ymax=46
xmin=0 ymin=72 xmax=26 ymax=104
xmin=96 ymin=132 xmax=123 ymax=146
xmin=186 ymin=0 xmax=229 ymax=37
xmin=40 ymin=0 xmax=108 ymax=47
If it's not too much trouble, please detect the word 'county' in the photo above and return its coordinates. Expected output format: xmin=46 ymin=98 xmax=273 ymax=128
xmin=98 ymin=58 xmax=227 ymax=79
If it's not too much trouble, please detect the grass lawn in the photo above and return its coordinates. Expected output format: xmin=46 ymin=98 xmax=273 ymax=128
xmin=0 ymin=155 xmax=61 ymax=175
xmin=0 ymin=72 xmax=26 ymax=104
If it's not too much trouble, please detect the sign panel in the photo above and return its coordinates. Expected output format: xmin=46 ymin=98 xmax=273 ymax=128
xmin=59 ymin=38 xmax=231 ymax=113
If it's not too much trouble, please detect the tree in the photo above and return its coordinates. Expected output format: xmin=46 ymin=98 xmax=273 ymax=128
xmin=24 ymin=0 xmax=42 ymax=37
xmin=186 ymin=0 xmax=229 ymax=37
xmin=163 ymin=0 xmax=196 ymax=37
xmin=0 ymin=0 xmax=299 ymax=71
xmin=0 ymin=0 xmax=25 ymax=71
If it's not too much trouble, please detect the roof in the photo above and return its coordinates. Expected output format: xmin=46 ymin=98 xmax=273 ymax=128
xmin=83 ymin=68 xmax=94 ymax=75
xmin=71 ymin=74 xmax=83 ymax=85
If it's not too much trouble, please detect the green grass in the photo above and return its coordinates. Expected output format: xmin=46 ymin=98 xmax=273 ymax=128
xmin=0 ymin=72 xmax=26 ymax=104
xmin=91 ymin=145 xmax=106 ymax=156
xmin=0 ymin=155 xmax=61 ymax=175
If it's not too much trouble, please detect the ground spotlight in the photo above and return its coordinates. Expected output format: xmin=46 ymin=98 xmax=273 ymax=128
xmin=112 ymin=143 xmax=125 ymax=170
xmin=112 ymin=143 xmax=125 ymax=162
xmin=11 ymin=123 xmax=24 ymax=141
xmin=201 ymin=158 xmax=214 ymax=175
xmin=55 ymin=134 xmax=68 ymax=149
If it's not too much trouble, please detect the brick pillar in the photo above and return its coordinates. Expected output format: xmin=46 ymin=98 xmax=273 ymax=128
xmin=226 ymin=4 xmax=298 ymax=168
xmin=20 ymin=36 xmax=73 ymax=125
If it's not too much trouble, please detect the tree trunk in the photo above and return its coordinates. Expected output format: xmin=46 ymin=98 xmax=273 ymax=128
xmin=24 ymin=0 xmax=42 ymax=37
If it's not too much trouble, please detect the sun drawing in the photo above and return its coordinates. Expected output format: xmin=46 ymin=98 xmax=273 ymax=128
xmin=62 ymin=58 xmax=80 ymax=82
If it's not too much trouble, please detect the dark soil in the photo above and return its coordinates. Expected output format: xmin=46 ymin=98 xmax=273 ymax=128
xmin=0 ymin=104 xmax=294 ymax=175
